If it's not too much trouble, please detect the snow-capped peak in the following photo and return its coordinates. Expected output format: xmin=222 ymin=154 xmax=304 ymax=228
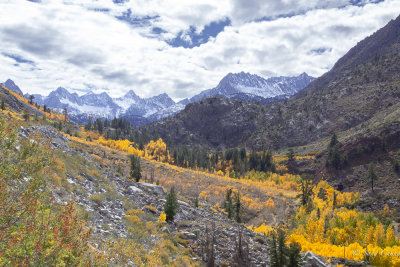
xmin=3 ymin=71 xmax=314 ymax=126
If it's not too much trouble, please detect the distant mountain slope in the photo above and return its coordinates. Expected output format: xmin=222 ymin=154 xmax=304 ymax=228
xmin=4 ymin=71 xmax=313 ymax=126
xmin=16 ymin=85 xmax=177 ymax=125
xmin=189 ymin=72 xmax=314 ymax=103
xmin=141 ymin=14 xmax=400 ymax=150
xmin=0 ymin=79 xmax=23 ymax=95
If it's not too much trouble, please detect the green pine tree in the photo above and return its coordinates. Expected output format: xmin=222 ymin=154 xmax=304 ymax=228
xmin=23 ymin=109 xmax=30 ymax=121
xmin=297 ymin=174 xmax=313 ymax=207
xmin=333 ymin=191 xmax=337 ymax=209
xmin=234 ymin=192 xmax=241 ymax=223
xmin=164 ymin=187 xmax=178 ymax=222
xmin=287 ymin=242 xmax=302 ymax=267
xmin=223 ymin=188 xmax=233 ymax=219
xmin=129 ymin=155 xmax=142 ymax=182
xmin=368 ymin=163 xmax=377 ymax=192
xmin=268 ymin=228 xmax=303 ymax=267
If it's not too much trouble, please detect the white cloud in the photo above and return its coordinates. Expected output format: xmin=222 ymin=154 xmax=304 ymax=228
xmin=0 ymin=0 xmax=399 ymax=101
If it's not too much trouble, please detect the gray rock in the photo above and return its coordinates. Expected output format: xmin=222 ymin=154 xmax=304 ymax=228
xmin=162 ymin=227 xmax=170 ymax=234
xmin=127 ymin=185 xmax=142 ymax=194
xmin=139 ymin=182 xmax=166 ymax=196
xmin=182 ymin=231 xmax=197 ymax=240
xmin=178 ymin=200 xmax=190 ymax=207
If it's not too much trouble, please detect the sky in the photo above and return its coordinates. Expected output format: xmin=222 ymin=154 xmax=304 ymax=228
xmin=0 ymin=0 xmax=399 ymax=101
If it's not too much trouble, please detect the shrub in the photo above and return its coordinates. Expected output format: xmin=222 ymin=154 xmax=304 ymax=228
xmin=89 ymin=193 xmax=103 ymax=205
xmin=125 ymin=215 xmax=142 ymax=225
xmin=146 ymin=205 xmax=157 ymax=213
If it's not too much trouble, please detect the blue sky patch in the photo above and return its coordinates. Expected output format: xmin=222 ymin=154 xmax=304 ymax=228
xmin=167 ymin=18 xmax=231 ymax=48
xmin=117 ymin=9 xmax=159 ymax=27
xmin=3 ymin=53 xmax=35 ymax=65
xmin=113 ymin=0 xmax=129 ymax=4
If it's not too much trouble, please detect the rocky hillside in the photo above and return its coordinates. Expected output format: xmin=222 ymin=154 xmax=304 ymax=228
xmin=16 ymin=124 xmax=274 ymax=266
xmin=0 ymin=84 xmax=46 ymax=117
xmin=142 ymin=14 xmax=400 ymax=151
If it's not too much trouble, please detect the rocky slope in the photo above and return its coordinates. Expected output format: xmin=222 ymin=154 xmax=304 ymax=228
xmin=19 ymin=125 xmax=274 ymax=266
xmin=0 ymin=79 xmax=23 ymax=95
xmin=0 ymin=84 xmax=46 ymax=116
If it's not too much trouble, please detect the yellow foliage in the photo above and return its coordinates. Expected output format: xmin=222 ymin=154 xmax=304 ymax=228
xmin=288 ymin=180 xmax=400 ymax=264
xmin=216 ymin=170 xmax=224 ymax=176
xmin=126 ymin=209 xmax=144 ymax=216
xmin=383 ymin=204 xmax=390 ymax=217
xmin=385 ymin=225 xmax=396 ymax=247
xmin=145 ymin=221 xmax=155 ymax=234
xmin=88 ymin=169 xmax=100 ymax=179
xmin=145 ymin=205 xmax=157 ymax=213
xmin=248 ymin=223 xmax=274 ymax=236
xmin=51 ymin=173 xmax=62 ymax=186
xmin=265 ymin=198 xmax=275 ymax=208
xmin=374 ymin=224 xmax=385 ymax=247
xmin=1 ymin=85 xmax=64 ymax=121
xmin=96 ymin=136 xmax=143 ymax=157
xmin=159 ymin=211 xmax=166 ymax=222
xmin=289 ymin=234 xmax=365 ymax=261
xmin=144 ymin=138 xmax=169 ymax=162
xmin=125 ymin=215 xmax=142 ymax=225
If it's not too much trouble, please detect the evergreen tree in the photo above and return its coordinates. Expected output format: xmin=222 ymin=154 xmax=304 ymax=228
xmin=28 ymin=94 xmax=34 ymax=104
xmin=234 ymin=192 xmax=241 ymax=223
xmin=368 ymin=163 xmax=377 ymax=192
xmin=287 ymin=242 xmax=302 ymax=267
xmin=268 ymin=228 xmax=302 ymax=267
xmin=1 ymin=100 xmax=5 ymax=110
xmin=333 ymin=191 xmax=337 ymax=209
xmin=326 ymin=132 xmax=344 ymax=170
xmin=287 ymin=148 xmax=295 ymax=162
xmin=329 ymin=132 xmax=338 ymax=148
xmin=129 ymin=155 xmax=142 ymax=182
xmin=223 ymin=188 xmax=233 ymax=219
xmin=23 ymin=109 xmax=30 ymax=121
xmin=268 ymin=228 xmax=287 ymax=267
xmin=164 ymin=187 xmax=178 ymax=222
xmin=394 ymin=161 xmax=400 ymax=174
xmin=297 ymin=174 xmax=313 ymax=206
xmin=194 ymin=193 xmax=199 ymax=208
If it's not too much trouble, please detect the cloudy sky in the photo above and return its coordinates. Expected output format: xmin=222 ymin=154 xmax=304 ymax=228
xmin=0 ymin=0 xmax=399 ymax=101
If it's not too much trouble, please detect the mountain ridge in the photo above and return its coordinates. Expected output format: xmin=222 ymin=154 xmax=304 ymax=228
xmin=141 ymin=14 xmax=400 ymax=150
xmin=4 ymin=72 xmax=313 ymax=125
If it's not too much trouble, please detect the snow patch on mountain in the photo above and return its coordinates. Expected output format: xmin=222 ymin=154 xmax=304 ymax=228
xmin=2 ymin=72 xmax=314 ymax=126
xmin=190 ymin=72 xmax=314 ymax=102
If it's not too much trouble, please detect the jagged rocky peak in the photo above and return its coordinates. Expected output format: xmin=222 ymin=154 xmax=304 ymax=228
xmin=124 ymin=90 xmax=139 ymax=98
xmin=5 ymin=70 xmax=313 ymax=126
xmin=148 ymin=93 xmax=175 ymax=107
xmin=53 ymin=87 xmax=71 ymax=97
xmin=1 ymin=79 xmax=24 ymax=95
xmin=190 ymin=72 xmax=314 ymax=103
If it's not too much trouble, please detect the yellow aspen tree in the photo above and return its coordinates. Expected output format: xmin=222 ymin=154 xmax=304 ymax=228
xmin=374 ymin=224 xmax=385 ymax=247
xmin=383 ymin=204 xmax=390 ymax=217
xmin=365 ymin=226 xmax=375 ymax=245
xmin=385 ymin=225 xmax=396 ymax=247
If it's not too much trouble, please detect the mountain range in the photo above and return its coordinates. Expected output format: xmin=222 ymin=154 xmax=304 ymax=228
xmin=1 ymin=72 xmax=314 ymax=125
xmin=141 ymin=14 xmax=400 ymax=150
